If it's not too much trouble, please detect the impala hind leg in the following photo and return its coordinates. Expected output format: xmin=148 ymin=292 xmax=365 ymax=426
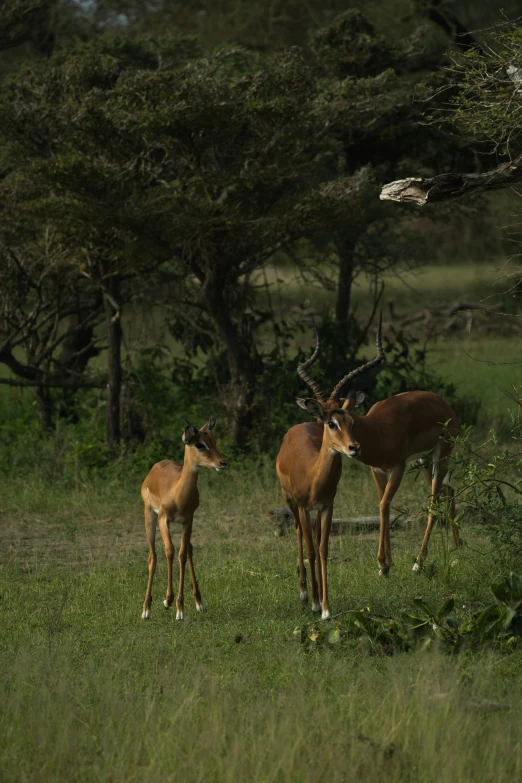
xmin=299 ymin=508 xmax=320 ymax=612
xmin=142 ymin=506 xmax=158 ymax=619
xmin=447 ymin=483 xmax=462 ymax=547
xmin=158 ymin=513 xmax=175 ymax=610
xmin=374 ymin=465 xmax=404 ymax=577
xmin=414 ymin=455 xmax=456 ymax=572
xmin=419 ymin=465 xmax=461 ymax=550
xmin=187 ymin=540 xmax=204 ymax=613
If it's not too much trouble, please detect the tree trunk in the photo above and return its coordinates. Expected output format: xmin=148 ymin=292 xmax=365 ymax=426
xmin=335 ymin=237 xmax=356 ymax=325
xmin=202 ymin=277 xmax=256 ymax=450
xmin=103 ymin=280 xmax=122 ymax=454
xmin=35 ymin=385 xmax=54 ymax=433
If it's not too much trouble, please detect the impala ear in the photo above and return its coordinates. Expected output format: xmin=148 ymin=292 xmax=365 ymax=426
xmin=296 ymin=397 xmax=326 ymax=422
xmin=342 ymin=390 xmax=365 ymax=411
xmin=200 ymin=415 xmax=217 ymax=432
xmin=355 ymin=391 xmax=365 ymax=406
xmin=182 ymin=421 xmax=199 ymax=444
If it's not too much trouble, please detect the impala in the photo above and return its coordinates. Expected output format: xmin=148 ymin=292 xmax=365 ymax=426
xmin=141 ymin=416 xmax=228 ymax=621
xmin=276 ymin=318 xmax=385 ymax=619
xmin=282 ymin=317 xmax=461 ymax=592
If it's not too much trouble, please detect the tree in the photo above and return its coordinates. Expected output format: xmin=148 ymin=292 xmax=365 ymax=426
xmin=307 ymin=8 xmax=474 ymax=324
xmin=0 ymin=37 xmax=383 ymax=448
xmin=0 ymin=238 xmax=103 ymax=431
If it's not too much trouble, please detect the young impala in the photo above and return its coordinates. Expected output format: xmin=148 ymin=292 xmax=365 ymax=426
xmin=276 ymin=318 xmax=385 ymax=620
xmin=141 ymin=416 xmax=228 ymax=621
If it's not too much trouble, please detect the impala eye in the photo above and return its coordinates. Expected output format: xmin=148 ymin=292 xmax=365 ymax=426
xmin=328 ymin=421 xmax=337 ymax=430
xmin=195 ymin=442 xmax=207 ymax=451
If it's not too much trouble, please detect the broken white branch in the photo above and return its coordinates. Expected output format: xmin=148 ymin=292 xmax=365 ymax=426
xmin=380 ymin=154 xmax=522 ymax=205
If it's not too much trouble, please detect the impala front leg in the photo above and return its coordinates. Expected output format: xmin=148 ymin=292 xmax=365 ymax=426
xmin=318 ymin=505 xmax=333 ymax=620
xmin=284 ymin=494 xmax=308 ymax=605
xmin=313 ymin=510 xmax=322 ymax=605
xmin=299 ymin=508 xmax=320 ymax=612
xmin=377 ymin=464 xmax=404 ymax=577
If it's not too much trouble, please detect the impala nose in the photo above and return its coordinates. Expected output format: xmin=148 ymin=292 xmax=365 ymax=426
xmin=347 ymin=444 xmax=360 ymax=457
xmin=216 ymin=460 xmax=228 ymax=471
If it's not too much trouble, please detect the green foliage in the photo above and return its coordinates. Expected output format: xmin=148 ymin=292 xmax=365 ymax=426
xmin=311 ymin=9 xmax=396 ymax=79
xmin=450 ymin=402 xmax=522 ymax=557
xmin=297 ymin=573 xmax=522 ymax=654
xmin=447 ymin=23 xmax=522 ymax=155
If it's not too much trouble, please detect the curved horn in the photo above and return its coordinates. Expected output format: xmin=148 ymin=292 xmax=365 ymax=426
xmin=296 ymin=319 xmax=328 ymax=403
xmin=330 ymin=311 xmax=384 ymax=400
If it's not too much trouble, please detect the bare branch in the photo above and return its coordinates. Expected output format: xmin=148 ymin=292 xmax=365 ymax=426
xmin=380 ymin=154 xmax=522 ymax=205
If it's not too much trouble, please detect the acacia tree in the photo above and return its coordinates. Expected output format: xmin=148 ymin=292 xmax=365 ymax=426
xmin=0 ymin=38 xmax=380 ymax=448
xmin=0 ymin=41 xmax=174 ymax=448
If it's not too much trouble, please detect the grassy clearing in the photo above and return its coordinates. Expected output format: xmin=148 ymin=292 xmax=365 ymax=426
xmin=260 ymin=258 xmax=511 ymax=316
xmin=429 ymin=336 xmax=522 ymax=433
xmin=255 ymin=258 xmax=522 ymax=432
xmin=1 ymin=465 xmax=522 ymax=781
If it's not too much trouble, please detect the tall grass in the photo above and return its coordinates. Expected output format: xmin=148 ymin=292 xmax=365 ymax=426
xmin=2 ymin=641 xmax=521 ymax=782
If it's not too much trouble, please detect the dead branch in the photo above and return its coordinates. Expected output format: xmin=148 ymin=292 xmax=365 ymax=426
xmin=380 ymin=154 xmax=522 ymax=205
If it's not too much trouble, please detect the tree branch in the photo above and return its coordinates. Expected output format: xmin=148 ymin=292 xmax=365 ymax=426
xmin=380 ymin=154 xmax=522 ymax=205
xmin=0 ymin=375 xmax=106 ymax=389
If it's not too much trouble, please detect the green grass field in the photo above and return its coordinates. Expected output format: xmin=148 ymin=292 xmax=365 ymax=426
xmin=1 ymin=256 xmax=522 ymax=781
xmin=1 ymin=462 xmax=522 ymax=782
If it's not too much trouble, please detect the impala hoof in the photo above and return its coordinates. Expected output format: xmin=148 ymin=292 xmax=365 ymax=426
xmin=176 ymin=610 xmax=184 ymax=621
xmin=196 ymin=602 xmax=204 ymax=613
xmin=312 ymin=601 xmax=321 ymax=612
xmin=321 ymin=610 xmax=331 ymax=620
xmin=378 ymin=566 xmax=390 ymax=577
xmin=141 ymin=610 xmax=150 ymax=620
xmin=412 ymin=562 xmax=421 ymax=574
xmin=300 ymin=590 xmax=309 ymax=605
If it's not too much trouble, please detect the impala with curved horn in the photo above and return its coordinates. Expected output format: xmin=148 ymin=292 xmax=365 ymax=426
xmin=280 ymin=316 xmax=461 ymax=600
xmin=276 ymin=317 xmax=385 ymax=619
xmin=141 ymin=415 xmax=228 ymax=621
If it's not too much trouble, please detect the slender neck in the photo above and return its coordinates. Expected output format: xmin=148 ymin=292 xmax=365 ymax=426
xmin=177 ymin=447 xmax=201 ymax=496
xmin=313 ymin=426 xmax=341 ymax=484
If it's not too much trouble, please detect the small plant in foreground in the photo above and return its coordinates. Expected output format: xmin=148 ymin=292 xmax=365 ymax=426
xmin=295 ymin=572 xmax=522 ymax=654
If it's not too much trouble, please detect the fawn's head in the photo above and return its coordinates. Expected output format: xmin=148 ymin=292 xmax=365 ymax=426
xmin=182 ymin=416 xmax=228 ymax=471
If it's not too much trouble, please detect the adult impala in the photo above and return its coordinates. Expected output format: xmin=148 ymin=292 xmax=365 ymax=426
xmin=141 ymin=416 xmax=228 ymax=621
xmin=276 ymin=319 xmax=385 ymax=619
xmin=282 ymin=316 xmax=461 ymax=591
